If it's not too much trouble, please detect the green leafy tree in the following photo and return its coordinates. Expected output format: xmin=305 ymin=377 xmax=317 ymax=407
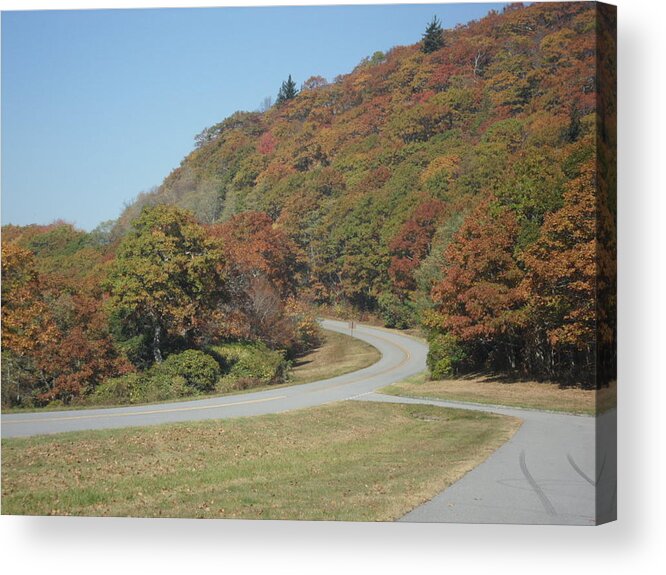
xmin=107 ymin=205 xmax=225 ymax=364
xmin=276 ymin=74 xmax=298 ymax=104
xmin=421 ymin=16 xmax=444 ymax=54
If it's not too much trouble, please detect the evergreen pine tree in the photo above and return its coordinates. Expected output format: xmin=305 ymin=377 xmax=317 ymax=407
xmin=421 ymin=16 xmax=444 ymax=54
xmin=276 ymin=75 xmax=298 ymax=104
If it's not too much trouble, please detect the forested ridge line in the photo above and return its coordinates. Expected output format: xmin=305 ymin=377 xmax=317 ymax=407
xmin=1 ymin=2 xmax=616 ymax=409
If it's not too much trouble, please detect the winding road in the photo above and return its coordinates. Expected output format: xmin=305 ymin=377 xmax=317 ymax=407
xmin=1 ymin=319 xmax=613 ymax=525
xmin=0 ymin=320 xmax=427 ymax=438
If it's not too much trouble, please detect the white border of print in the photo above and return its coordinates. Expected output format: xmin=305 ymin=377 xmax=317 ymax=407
xmin=1 ymin=1 xmax=664 ymax=574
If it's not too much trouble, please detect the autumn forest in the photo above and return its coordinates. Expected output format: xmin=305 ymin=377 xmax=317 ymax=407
xmin=1 ymin=2 xmax=616 ymax=409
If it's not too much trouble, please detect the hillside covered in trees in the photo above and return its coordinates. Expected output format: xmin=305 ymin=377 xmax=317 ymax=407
xmin=1 ymin=2 xmax=616 ymax=408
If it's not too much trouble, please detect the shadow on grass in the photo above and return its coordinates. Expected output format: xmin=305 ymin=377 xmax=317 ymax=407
xmin=457 ymin=370 xmax=607 ymax=391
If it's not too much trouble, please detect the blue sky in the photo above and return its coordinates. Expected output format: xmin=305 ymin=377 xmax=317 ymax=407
xmin=2 ymin=3 xmax=506 ymax=230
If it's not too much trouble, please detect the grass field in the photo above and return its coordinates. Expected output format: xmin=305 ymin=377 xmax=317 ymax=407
xmin=288 ymin=330 xmax=380 ymax=385
xmin=1 ymin=401 xmax=519 ymax=520
xmin=381 ymin=373 xmax=617 ymax=416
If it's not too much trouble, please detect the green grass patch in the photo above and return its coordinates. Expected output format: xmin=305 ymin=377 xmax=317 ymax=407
xmin=1 ymin=401 xmax=519 ymax=520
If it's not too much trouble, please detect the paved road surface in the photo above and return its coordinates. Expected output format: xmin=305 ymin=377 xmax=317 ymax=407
xmin=362 ymin=394 xmax=615 ymax=525
xmin=2 ymin=319 xmax=613 ymax=525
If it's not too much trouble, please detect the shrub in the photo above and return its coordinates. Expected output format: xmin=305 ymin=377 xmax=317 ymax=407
xmin=210 ymin=342 xmax=287 ymax=385
xmin=216 ymin=376 xmax=264 ymax=394
xmin=427 ymin=333 xmax=467 ymax=379
xmin=377 ymin=292 xmax=415 ymax=329
xmin=91 ymin=350 xmax=220 ymax=405
xmin=138 ymin=373 xmax=191 ymax=402
xmin=158 ymin=349 xmax=221 ymax=393
xmin=92 ymin=372 xmax=194 ymax=405
xmin=90 ymin=373 xmax=141 ymax=405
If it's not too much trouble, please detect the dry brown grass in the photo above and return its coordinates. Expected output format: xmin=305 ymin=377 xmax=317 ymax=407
xmin=289 ymin=330 xmax=381 ymax=385
xmin=382 ymin=374 xmax=617 ymax=416
xmin=1 ymin=401 xmax=519 ymax=520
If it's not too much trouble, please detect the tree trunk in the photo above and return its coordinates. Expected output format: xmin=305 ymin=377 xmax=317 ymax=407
xmin=153 ymin=324 xmax=164 ymax=364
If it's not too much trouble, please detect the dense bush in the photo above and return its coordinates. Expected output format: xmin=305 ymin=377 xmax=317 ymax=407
xmin=137 ymin=373 xmax=190 ymax=402
xmin=377 ymin=292 xmax=415 ymax=329
xmin=159 ymin=349 xmax=221 ymax=392
xmin=91 ymin=350 xmax=220 ymax=405
xmin=211 ymin=342 xmax=287 ymax=388
xmin=92 ymin=371 xmax=195 ymax=406
xmin=90 ymin=373 xmax=140 ymax=405
xmin=427 ymin=333 xmax=467 ymax=379
xmin=216 ymin=376 xmax=263 ymax=394
xmin=83 ymin=344 xmax=285 ymax=407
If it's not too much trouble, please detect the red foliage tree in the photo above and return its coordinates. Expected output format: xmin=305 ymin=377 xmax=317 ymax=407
xmin=257 ymin=131 xmax=277 ymax=155
xmin=35 ymin=284 xmax=134 ymax=403
xmin=2 ymin=245 xmax=132 ymax=405
xmin=388 ymin=199 xmax=447 ymax=295
xmin=208 ymin=212 xmax=307 ymax=349
xmin=1 ymin=244 xmax=57 ymax=359
xmin=210 ymin=211 xmax=301 ymax=297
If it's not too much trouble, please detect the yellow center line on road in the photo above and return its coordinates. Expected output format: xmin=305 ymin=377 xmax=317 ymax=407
xmin=4 ymin=395 xmax=288 ymax=425
xmin=305 ymin=329 xmax=414 ymax=394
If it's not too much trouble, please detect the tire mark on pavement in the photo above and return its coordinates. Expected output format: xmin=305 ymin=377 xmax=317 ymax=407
xmin=567 ymin=452 xmax=605 ymax=486
xmin=519 ymin=450 xmax=557 ymax=516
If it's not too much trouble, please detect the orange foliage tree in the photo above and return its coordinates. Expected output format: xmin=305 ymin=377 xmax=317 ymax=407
xmin=430 ymin=199 xmax=525 ymax=371
xmin=520 ymin=161 xmax=608 ymax=385
xmin=35 ymin=280 xmax=134 ymax=404
xmin=2 ymin=245 xmax=132 ymax=405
